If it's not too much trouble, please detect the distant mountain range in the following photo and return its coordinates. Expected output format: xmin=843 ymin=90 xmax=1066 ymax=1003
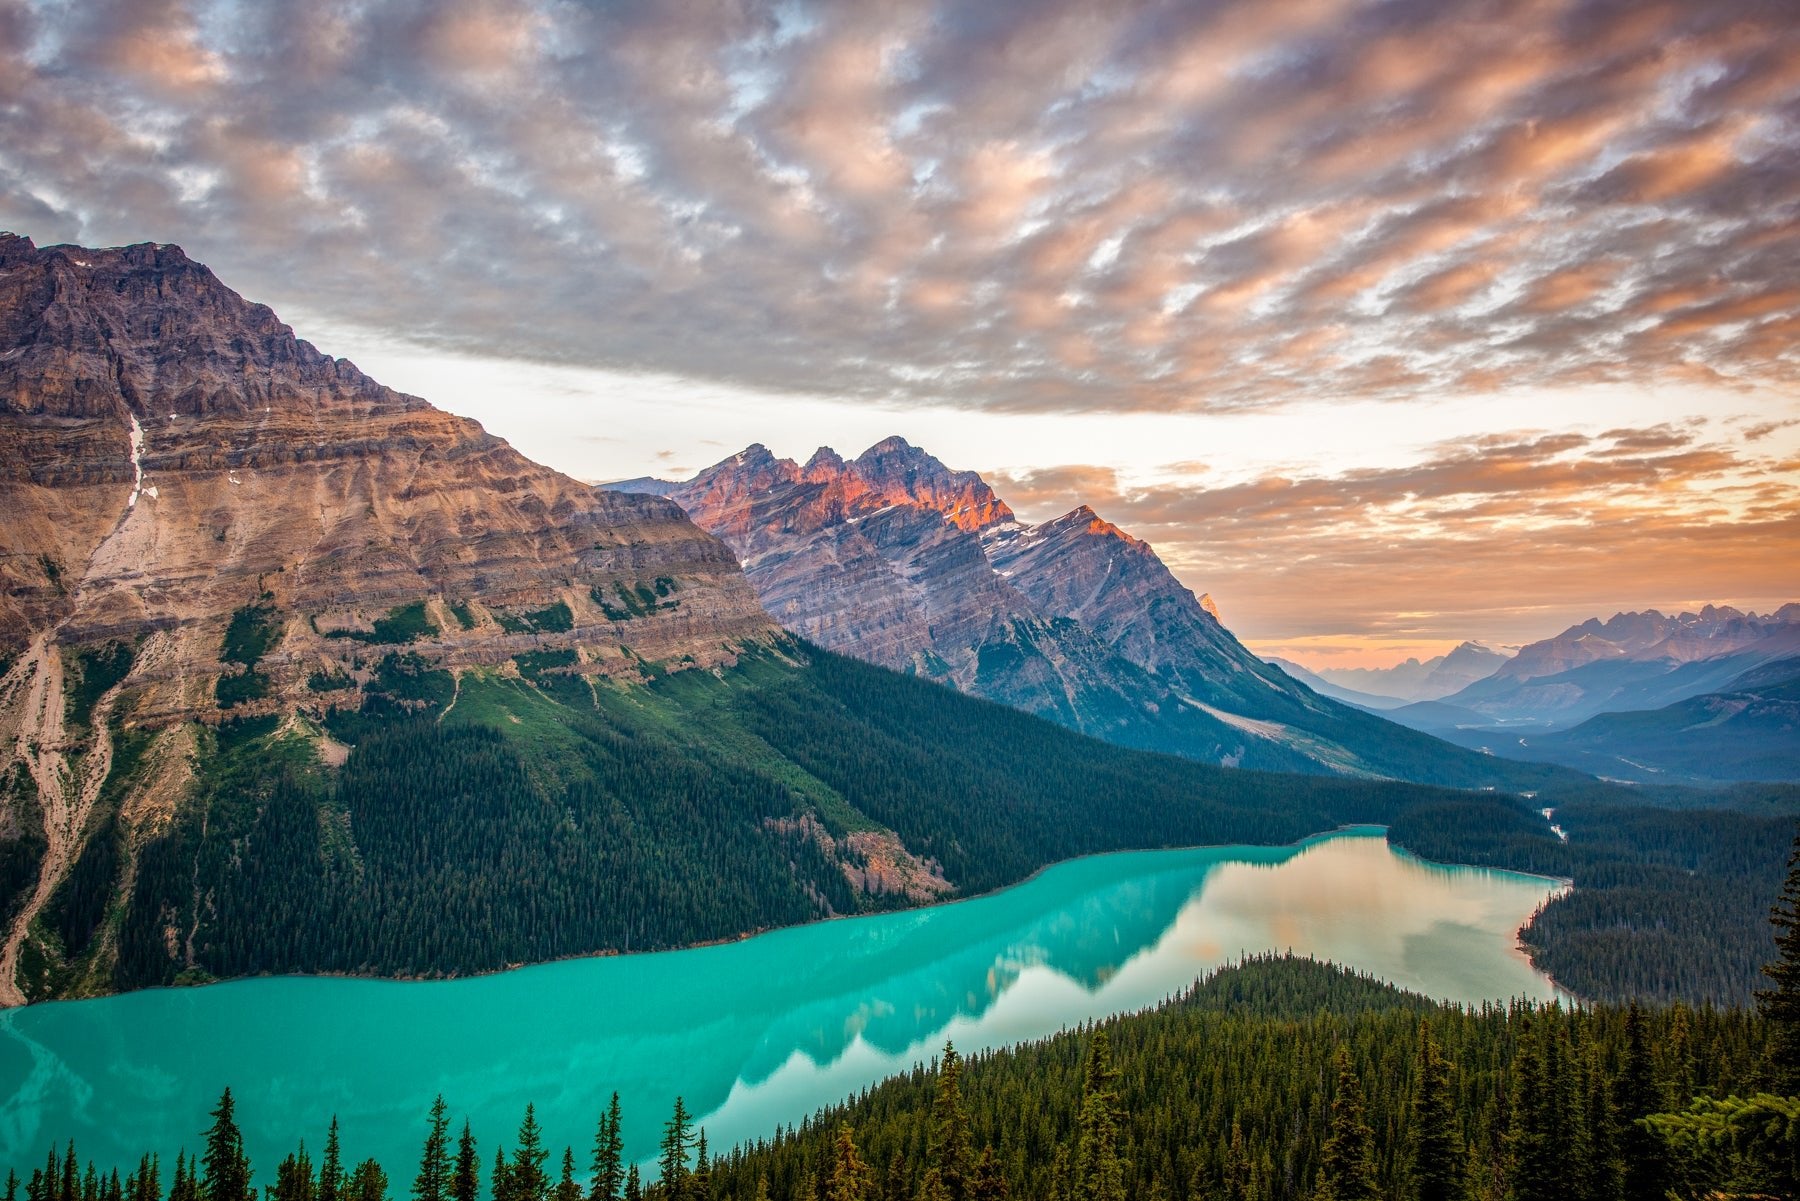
xmin=1306 ymin=642 xmax=1513 ymax=702
xmin=1517 ymin=654 xmax=1800 ymax=784
xmin=1300 ymin=606 xmax=1800 ymax=783
xmin=1263 ymin=658 xmax=1409 ymax=710
xmin=613 ymin=441 xmax=1565 ymax=787
xmin=1446 ymin=605 xmax=1800 ymax=724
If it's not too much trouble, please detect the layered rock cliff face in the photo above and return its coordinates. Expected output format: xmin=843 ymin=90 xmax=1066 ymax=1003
xmin=0 ymin=235 xmax=772 ymax=696
xmin=980 ymin=504 xmax=1310 ymax=716
xmin=651 ymin=439 xmax=1517 ymax=782
xmin=0 ymin=235 xmax=778 ymax=1003
xmin=657 ymin=441 xmax=1262 ymax=760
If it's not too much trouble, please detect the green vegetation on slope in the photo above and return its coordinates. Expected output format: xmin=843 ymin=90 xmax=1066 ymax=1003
xmin=1388 ymin=782 xmax=1800 ymax=1004
xmin=1525 ymin=656 xmax=1800 ymax=784
xmin=710 ymin=955 xmax=1772 ymax=1201
xmin=325 ymin=602 xmax=441 ymax=646
xmin=21 ymin=637 xmax=1800 ymax=1004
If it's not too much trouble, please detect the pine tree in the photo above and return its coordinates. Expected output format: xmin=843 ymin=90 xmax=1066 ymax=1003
xmin=1220 ymin=1122 xmax=1253 ymax=1201
xmin=168 ymin=1155 xmax=198 ymax=1201
xmin=202 ymin=1088 xmax=252 ymax=1201
xmin=658 ymin=1098 xmax=693 ymax=1201
xmin=620 ymin=1167 xmax=639 ymax=1201
xmin=883 ymin=1152 xmax=906 ymax=1201
xmin=825 ymin=1125 xmax=871 ymax=1201
xmin=690 ymin=1134 xmax=710 ymax=1201
xmin=968 ymin=1149 xmax=1006 ymax=1201
xmin=347 ymin=1161 xmax=387 ymax=1201
xmin=128 ymin=1156 xmax=160 ymax=1201
xmin=415 ymin=1097 xmax=452 ymax=1201
xmin=1762 ymin=827 xmax=1800 ymax=1092
xmin=273 ymin=1146 xmax=316 ymax=1201
xmin=492 ymin=1149 xmax=511 ymax=1201
xmin=510 ymin=1107 xmax=549 ymax=1201
xmin=1508 ymin=1016 xmax=1554 ymax=1201
xmin=1409 ymin=1022 xmax=1462 ymax=1201
xmin=1578 ymin=1043 xmax=1622 ymax=1201
xmin=928 ymin=1044 xmax=972 ymax=1201
xmin=553 ymin=1151 xmax=579 ymax=1201
xmin=1615 ymin=1004 xmax=1670 ymax=1201
xmin=320 ymin=1120 xmax=344 ymax=1201
xmin=589 ymin=1094 xmax=623 ymax=1201
xmin=452 ymin=1124 xmax=479 ymax=1201
xmin=1314 ymin=1046 xmax=1378 ymax=1201
xmin=1072 ymin=1032 xmax=1125 ymax=1201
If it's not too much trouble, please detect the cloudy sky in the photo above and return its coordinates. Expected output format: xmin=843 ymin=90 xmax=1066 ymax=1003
xmin=3 ymin=0 xmax=1796 ymax=665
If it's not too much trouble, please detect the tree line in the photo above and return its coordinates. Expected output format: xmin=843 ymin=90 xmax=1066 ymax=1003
xmin=21 ymin=909 xmax=1800 ymax=1201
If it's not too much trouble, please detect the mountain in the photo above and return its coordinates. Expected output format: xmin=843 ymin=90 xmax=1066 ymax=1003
xmin=0 ymin=234 xmax=795 ymax=1001
xmin=1441 ymin=605 xmax=1800 ymax=727
xmin=0 ymin=234 xmax=773 ymax=687
xmin=1312 ymin=641 xmax=1510 ymax=702
xmin=598 ymin=475 xmax=682 ymax=497
xmin=0 ymin=236 xmax=1591 ymax=1006
xmin=1265 ymin=658 xmax=1410 ymax=710
xmin=1482 ymin=656 xmax=1800 ymax=784
xmin=647 ymin=440 xmax=1573 ymax=787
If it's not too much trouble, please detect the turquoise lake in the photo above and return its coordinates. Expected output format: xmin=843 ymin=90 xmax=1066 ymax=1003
xmin=0 ymin=829 xmax=1564 ymax=1177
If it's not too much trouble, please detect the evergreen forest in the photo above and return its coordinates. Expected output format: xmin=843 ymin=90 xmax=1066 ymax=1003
xmin=37 ymin=638 xmax=1800 ymax=1007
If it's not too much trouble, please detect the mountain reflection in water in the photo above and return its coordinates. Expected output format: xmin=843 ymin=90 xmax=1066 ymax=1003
xmin=0 ymin=830 xmax=1561 ymax=1174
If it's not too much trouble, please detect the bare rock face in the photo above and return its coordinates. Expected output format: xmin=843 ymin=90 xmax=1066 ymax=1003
xmin=658 ymin=440 xmax=1232 ymax=747
xmin=981 ymin=504 xmax=1318 ymax=717
xmin=654 ymin=439 xmax=1428 ymax=776
xmin=0 ymin=235 xmax=773 ymax=706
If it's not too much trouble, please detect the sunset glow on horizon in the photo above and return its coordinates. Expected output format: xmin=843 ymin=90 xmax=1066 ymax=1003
xmin=4 ymin=0 xmax=1794 ymax=665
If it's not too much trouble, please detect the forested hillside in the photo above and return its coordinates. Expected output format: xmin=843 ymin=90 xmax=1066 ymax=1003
xmin=709 ymin=955 xmax=1781 ymax=1200
xmin=33 ymin=634 xmax=1799 ymax=1006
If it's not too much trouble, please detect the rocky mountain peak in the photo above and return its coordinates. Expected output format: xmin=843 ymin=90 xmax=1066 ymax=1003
xmin=1 ymin=236 xmax=399 ymax=424
xmin=1485 ymin=604 xmax=1797 ymax=688
xmin=668 ymin=433 xmax=1469 ymax=778
xmin=802 ymin=446 xmax=847 ymax=479
xmin=686 ymin=442 xmax=796 ymax=492
xmin=1045 ymin=504 xmax=1148 ymax=550
xmin=849 ymin=437 xmax=1015 ymax=531
xmin=1 ymin=237 xmax=774 ymax=718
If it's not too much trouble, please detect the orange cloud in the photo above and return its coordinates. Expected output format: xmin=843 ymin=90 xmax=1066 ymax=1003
xmin=989 ymin=423 xmax=1799 ymax=645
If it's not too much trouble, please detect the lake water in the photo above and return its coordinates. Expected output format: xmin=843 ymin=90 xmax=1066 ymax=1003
xmin=0 ymin=829 xmax=1563 ymax=1178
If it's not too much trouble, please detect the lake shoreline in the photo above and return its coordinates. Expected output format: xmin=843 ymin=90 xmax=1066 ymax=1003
xmin=0 ymin=831 xmax=1570 ymax=1178
xmin=11 ymin=822 xmax=1575 ymax=1012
